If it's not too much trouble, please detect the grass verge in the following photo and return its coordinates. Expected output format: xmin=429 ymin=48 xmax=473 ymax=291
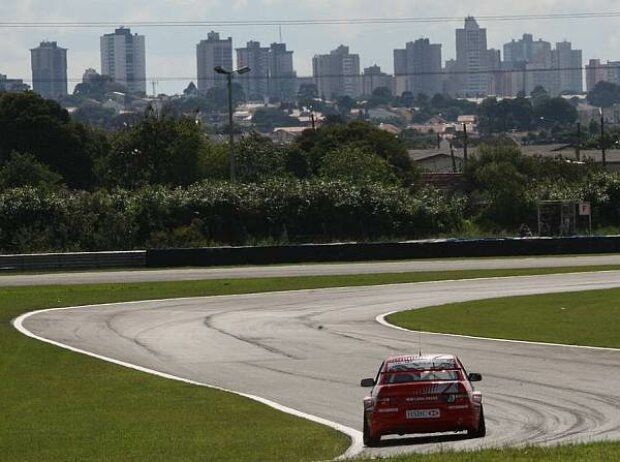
xmin=355 ymin=442 xmax=620 ymax=461
xmin=388 ymin=287 xmax=620 ymax=349
xmin=2 ymin=265 xmax=619 ymax=461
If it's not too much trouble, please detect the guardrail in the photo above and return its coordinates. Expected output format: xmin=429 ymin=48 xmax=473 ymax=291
xmin=3 ymin=236 xmax=620 ymax=271
xmin=0 ymin=251 xmax=146 ymax=271
xmin=145 ymin=236 xmax=620 ymax=268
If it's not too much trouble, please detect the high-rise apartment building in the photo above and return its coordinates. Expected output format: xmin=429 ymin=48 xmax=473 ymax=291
xmin=502 ymin=34 xmax=582 ymax=95
xmin=0 ymin=74 xmax=29 ymax=93
xmin=236 ymin=41 xmax=270 ymax=100
xmin=586 ymin=59 xmax=620 ymax=91
xmin=312 ymin=45 xmax=361 ymax=99
xmin=504 ymin=34 xmax=550 ymax=64
xmin=100 ymin=27 xmax=146 ymax=94
xmin=455 ymin=17 xmax=491 ymax=96
xmin=553 ymin=41 xmax=582 ymax=94
xmin=269 ymin=43 xmax=296 ymax=101
xmin=503 ymin=34 xmax=554 ymax=96
xmin=362 ymin=65 xmax=393 ymax=95
xmin=30 ymin=41 xmax=67 ymax=100
xmin=196 ymin=31 xmax=233 ymax=93
xmin=393 ymin=38 xmax=442 ymax=97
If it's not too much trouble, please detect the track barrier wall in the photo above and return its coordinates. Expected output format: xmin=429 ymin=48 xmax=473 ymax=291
xmin=145 ymin=237 xmax=620 ymax=268
xmin=2 ymin=237 xmax=620 ymax=271
xmin=0 ymin=251 xmax=146 ymax=271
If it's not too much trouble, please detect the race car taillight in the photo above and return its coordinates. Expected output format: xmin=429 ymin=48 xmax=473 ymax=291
xmin=442 ymin=393 xmax=469 ymax=403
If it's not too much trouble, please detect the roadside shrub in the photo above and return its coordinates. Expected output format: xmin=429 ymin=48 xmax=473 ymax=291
xmin=0 ymin=180 xmax=467 ymax=252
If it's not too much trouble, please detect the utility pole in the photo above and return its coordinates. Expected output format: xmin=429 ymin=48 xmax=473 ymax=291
xmin=311 ymin=113 xmax=316 ymax=131
xmin=575 ymin=122 xmax=581 ymax=162
xmin=463 ymin=123 xmax=469 ymax=169
xmin=450 ymin=142 xmax=457 ymax=173
xmin=601 ymin=115 xmax=607 ymax=168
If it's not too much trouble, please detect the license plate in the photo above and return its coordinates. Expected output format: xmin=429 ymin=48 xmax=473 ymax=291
xmin=406 ymin=409 xmax=441 ymax=419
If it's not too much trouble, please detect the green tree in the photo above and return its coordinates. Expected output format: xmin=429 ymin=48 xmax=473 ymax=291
xmin=319 ymin=145 xmax=398 ymax=185
xmin=251 ymin=108 xmax=300 ymax=132
xmin=367 ymin=87 xmax=393 ymax=107
xmin=587 ymin=81 xmax=620 ymax=108
xmin=235 ymin=133 xmax=288 ymax=182
xmin=466 ymin=145 xmax=536 ymax=229
xmin=72 ymin=102 xmax=116 ymax=128
xmin=294 ymin=120 xmax=416 ymax=184
xmin=534 ymin=97 xmax=578 ymax=125
xmin=478 ymin=97 xmax=534 ymax=134
xmin=336 ymin=96 xmax=356 ymax=117
xmin=530 ymin=85 xmax=549 ymax=103
xmin=73 ymin=74 xmax=128 ymax=101
xmin=205 ymin=83 xmax=245 ymax=112
xmin=0 ymin=152 xmax=64 ymax=190
xmin=102 ymin=116 xmax=208 ymax=188
xmin=400 ymin=91 xmax=414 ymax=107
xmin=0 ymin=91 xmax=105 ymax=189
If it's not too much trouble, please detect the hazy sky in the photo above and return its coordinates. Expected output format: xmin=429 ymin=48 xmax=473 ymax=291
xmin=2 ymin=0 xmax=619 ymax=94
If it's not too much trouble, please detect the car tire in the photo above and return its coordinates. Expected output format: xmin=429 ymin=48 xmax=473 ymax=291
xmin=467 ymin=406 xmax=486 ymax=438
xmin=363 ymin=414 xmax=380 ymax=447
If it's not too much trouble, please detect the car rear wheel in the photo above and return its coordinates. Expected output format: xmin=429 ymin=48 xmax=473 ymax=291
xmin=467 ymin=406 xmax=486 ymax=438
xmin=363 ymin=414 xmax=380 ymax=447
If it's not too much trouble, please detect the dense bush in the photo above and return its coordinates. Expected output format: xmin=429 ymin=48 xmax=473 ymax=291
xmin=0 ymin=180 xmax=466 ymax=253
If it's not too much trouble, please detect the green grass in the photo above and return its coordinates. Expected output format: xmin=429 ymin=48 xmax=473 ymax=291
xmin=2 ymin=265 xmax=620 ymax=461
xmin=356 ymin=442 xmax=620 ymax=461
xmin=388 ymin=288 xmax=620 ymax=349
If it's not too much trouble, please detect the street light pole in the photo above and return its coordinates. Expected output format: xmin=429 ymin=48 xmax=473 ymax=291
xmin=576 ymin=122 xmax=581 ymax=162
xmin=601 ymin=114 xmax=607 ymax=168
xmin=462 ymin=123 xmax=468 ymax=169
xmin=226 ymin=72 xmax=235 ymax=181
xmin=214 ymin=65 xmax=251 ymax=182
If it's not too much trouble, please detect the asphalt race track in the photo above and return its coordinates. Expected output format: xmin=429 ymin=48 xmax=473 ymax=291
xmin=16 ymin=270 xmax=620 ymax=458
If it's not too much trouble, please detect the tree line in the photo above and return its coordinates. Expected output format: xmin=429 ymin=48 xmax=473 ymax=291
xmin=1 ymin=91 xmax=620 ymax=253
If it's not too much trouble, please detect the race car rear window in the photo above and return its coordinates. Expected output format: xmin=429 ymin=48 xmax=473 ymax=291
xmin=383 ymin=370 xmax=460 ymax=384
xmin=385 ymin=357 xmax=458 ymax=372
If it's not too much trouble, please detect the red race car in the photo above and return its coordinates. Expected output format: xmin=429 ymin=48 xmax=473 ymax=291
xmin=360 ymin=354 xmax=485 ymax=446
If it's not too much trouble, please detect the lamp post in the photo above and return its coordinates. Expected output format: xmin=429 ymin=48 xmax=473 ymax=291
xmin=599 ymin=108 xmax=607 ymax=168
xmin=214 ymin=65 xmax=251 ymax=181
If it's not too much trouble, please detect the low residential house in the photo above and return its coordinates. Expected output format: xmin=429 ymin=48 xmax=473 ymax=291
xmin=409 ymin=149 xmax=464 ymax=173
xmin=377 ymin=123 xmax=402 ymax=135
xmin=102 ymin=98 xmax=125 ymax=113
xmin=456 ymin=115 xmax=478 ymax=135
xmin=272 ymin=126 xmax=309 ymax=143
xmin=365 ymin=107 xmax=407 ymax=124
xmin=409 ymin=116 xmax=456 ymax=135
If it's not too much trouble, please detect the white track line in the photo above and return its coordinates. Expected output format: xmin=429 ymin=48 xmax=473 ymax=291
xmin=12 ymin=306 xmax=363 ymax=460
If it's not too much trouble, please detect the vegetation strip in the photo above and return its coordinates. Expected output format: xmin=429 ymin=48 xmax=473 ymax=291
xmin=353 ymin=442 xmax=620 ymax=461
xmin=2 ymin=266 xmax=619 ymax=461
xmin=388 ymin=287 xmax=620 ymax=349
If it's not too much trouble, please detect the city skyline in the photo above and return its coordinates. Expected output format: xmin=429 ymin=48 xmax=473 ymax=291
xmin=3 ymin=3 xmax=620 ymax=95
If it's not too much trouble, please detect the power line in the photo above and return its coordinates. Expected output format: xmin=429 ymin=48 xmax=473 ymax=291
xmin=11 ymin=64 xmax=608 ymax=84
xmin=2 ymin=12 xmax=620 ymax=28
